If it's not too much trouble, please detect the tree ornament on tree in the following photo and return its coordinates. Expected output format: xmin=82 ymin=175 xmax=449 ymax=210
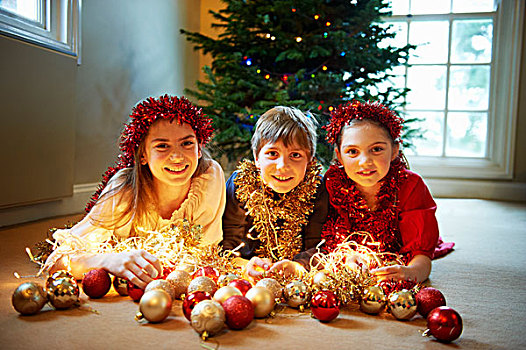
xmin=82 ymin=269 xmax=111 ymax=299
xmin=222 ymin=295 xmax=254 ymax=330
xmin=416 ymin=287 xmax=446 ymax=317
xmin=310 ymin=290 xmax=340 ymax=322
xmin=12 ymin=282 xmax=48 ymax=315
xmin=424 ymin=306 xmax=463 ymax=342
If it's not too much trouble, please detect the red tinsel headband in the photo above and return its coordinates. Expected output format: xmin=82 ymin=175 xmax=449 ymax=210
xmin=324 ymin=100 xmax=404 ymax=145
xmin=85 ymin=95 xmax=213 ymax=212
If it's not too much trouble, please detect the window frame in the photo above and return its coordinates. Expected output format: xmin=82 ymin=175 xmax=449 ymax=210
xmin=0 ymin=0 xmax=81 ymax=60
xmin=386 ymin=0 xmax=523 ymax=180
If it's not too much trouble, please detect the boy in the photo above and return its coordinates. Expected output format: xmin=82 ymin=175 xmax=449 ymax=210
xmin=221 ymin=106 xmax=327 ymax=280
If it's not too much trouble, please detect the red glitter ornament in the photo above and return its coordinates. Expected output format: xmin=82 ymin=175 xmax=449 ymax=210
xmin=192 ymin=266 xmax=220 ymax=283
xmin=85 ymin=95 xmax=214 ymax=212
xmin=222 ymin=295 xmax=255 ymax=330
xmin=127 ymin=282 xmax=144 ymax=302
xmin=310 ymin=290 xmax=340 ymax=322
xmin=82 ymin=269 xmax=111 ymax=299
xmin=416 ymin=287 xmax=446 ymax=317
xmin=182 ymin=291 xmax=212 ymax=321
xmin=229 ymin=279 xmax=252 ymax=296
xmin=426 ymin=306 xmax=463 ymax=342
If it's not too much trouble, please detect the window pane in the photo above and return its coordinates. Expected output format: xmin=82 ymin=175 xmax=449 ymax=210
xmin=406 ymin=65 xmax=447 ymax=109
xmin=389 ymin=0 xmax=409 ymax=16
xmin=448 ymin=65 xmax=490 ymax=110
xmin=409 ymin=21 xmax=449 ymax=64
xmin=404 ymin=111 xmax=444 ymax=156
xmin=378 ymin=21 xmax=407 ymax=49
xmin=410 ymin=0 xmax=450 ymax=14
xmin=0 ymin=0 xmax=39 ymax=22
xmin=446 ymin=112 xmax=487 ymax=157
xmin=452 ymin=0 xmax=495 ymax=13
xmin=451 ymin=19 xmax=493 ymax=63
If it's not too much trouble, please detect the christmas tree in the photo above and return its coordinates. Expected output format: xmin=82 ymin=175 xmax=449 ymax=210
xmin=181 ymin=0 xmax=414 ymax=165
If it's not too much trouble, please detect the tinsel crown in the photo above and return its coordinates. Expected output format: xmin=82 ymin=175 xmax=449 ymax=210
xmin=85 ymin=95 xmax=213 ymax=212
xmin=324 ymin=100 xmax=404 ymax=145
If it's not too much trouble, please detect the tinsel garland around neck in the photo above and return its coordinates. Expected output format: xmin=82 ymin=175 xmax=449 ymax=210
xmin=234 ymin=159 xmax=322 ymax=262
xmin=322 ymin=158 xmax=408 ymax=257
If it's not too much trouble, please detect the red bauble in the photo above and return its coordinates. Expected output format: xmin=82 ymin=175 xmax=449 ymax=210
xmin=310 ymin=290 xmax=340 ymax=322
xmin=161 ymin=266 xmax=175 ymax=280
xmin=222 ymin=295 xmax=254 ymax=330
xmin=127 ymin=282 xmax=144 ymax=302
xmin=182 ymin=291 xmax=212 ymax=321
xmin=192 ymin=266 xmax=220 ymax=283
xmin=82 ymin=269 xmax=111 ymax=299
xmin=426 ymin=306 xmax=463 ymax=342
xmin=228 ymin=279 xmax=252 ymax=296
xmin=416 ymin=287 xmax=446 ymax=317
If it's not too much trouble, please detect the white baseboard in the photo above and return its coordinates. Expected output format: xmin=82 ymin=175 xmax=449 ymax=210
xmin=0 ymin=183 xmax=98 ymax=228
xmin=1 ymin=179 xmax=524 ymax=228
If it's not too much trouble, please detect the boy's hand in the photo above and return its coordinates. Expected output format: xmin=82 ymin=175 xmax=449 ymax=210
xmin=268 ymin=259 xmax=306 ymax=279
xmin=244 ymin=256 xmax=272 ymax=282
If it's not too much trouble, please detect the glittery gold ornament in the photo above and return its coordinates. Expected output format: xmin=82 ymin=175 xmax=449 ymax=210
xmin=284 ymin=280 xmax=310 ymax=309
xmin=234 ymin=159 xmax=321 ymax=261
xmin=45 ymin=270 xmax=75 ymax=291
xmin=187 ymin=276 xmax=217 ymax=296
xmin=255 ymin=278 xmax=283 ymax=300
xmin=136 ymin=289 xmax=172 ymax=323
xmin=359 ymin=285 xmax=387 ymax=314
xmin=166 ymin=270 xmax=192 ymax=299
xmin=145 ymin=279 xmax=176 ymax=301
xmin=213 ymin=286 xmax=242 ymax=304
xmin=12 ymin=282 xmax=48 ymax=315
xmin=217 ymin=273 xmax=240 ymax=288
xmin=245 ymin=286 xmax=275 ymax=318
xmin=47 ymin=277 xmax=80 ymax=309
xmin=190 ymin=300 xmax=226 ymax=339
xmin=388 ymin=289 xmax=417 ymax=320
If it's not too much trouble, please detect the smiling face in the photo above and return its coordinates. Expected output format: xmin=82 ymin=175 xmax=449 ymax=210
xmin=142 ymin=119 xmax=201 ymax=192
xmin=255 ymin=139 xmax=310 ymax=193
xmin=335 ymin=120 xmax=399 ymax=195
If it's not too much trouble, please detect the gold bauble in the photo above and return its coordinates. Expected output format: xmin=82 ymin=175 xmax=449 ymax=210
xmin=217 ymin=273 xmax=240 ymax=288
xmin=112 ymin=276 xmax=129 ymax=296
xmin=190 ymin=300 xmax=225 ymax=339
xmin=360 ymin=285 xmax=387 ymax=314
xmin=213 ymin=286 xmax=242 ymax=304
xmin=145 ymin=279 xmax=176 ymax=301
xmin=187 ymin=276 xmax=217 ymax=295
xmin=45 ymin=270 xmax=75 ymax=292
xmin=255 ymin=278 xmax=283 ymax=300
xmin=47 ymin=277 xmax=80 ymax=309
xmin=245 ymin=286 xmax=275 ymax=318
xmin=388 ymin=289 xmax=417 ymax=320
xmin=12 ymin=282 xmax=48 ymax=315
xmin=138 ymin=289 xmax=172 ymax=323
xmin=284 ymin=280 xmax=310 ymax=309
xmin=166 ymin=270 xmax=192 ymax=299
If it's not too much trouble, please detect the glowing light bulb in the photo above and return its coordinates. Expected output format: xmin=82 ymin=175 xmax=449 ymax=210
xmin=296 ymin=36 xmax=302 ymax=42
xmin=322 ymin=65 xmax=327 ymax=71
xmin=314 ymin=14 xmax=320 ymax=20
xmin=265 ymin=74 xmax=270 ymax=79
xmin=329 ymin=106 xmax=334 ymax=111
xmin=326 ymin=21 xmax=331 ymax=27
xmin=257 ymin=69 xmax=261 ymax=73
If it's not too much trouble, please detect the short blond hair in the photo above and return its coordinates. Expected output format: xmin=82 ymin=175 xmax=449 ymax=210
xmin=251 ymin=106 xmax=318 ymax=159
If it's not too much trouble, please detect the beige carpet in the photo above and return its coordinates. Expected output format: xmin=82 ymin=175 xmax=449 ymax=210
xmin=0 ymin=199 xmax=525 ymax=349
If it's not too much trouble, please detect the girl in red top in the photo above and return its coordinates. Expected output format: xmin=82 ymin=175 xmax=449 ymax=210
xmin=322 ymin=100 xmax=452 ymax=283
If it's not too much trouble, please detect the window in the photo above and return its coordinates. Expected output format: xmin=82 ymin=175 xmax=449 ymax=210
xmin=377 ymin=0 xmax=523 ymax=180
xmin=0 ymin=0 xmax=80 ymax=59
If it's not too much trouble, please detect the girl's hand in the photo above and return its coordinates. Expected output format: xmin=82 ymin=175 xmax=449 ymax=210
xmin=370 ymin=264 xmax=413 ymax=282
xmin=244 ymin=256 xmax=272 ymax=281
xmin=267 ymin=259 xmax=307 ymax=279
xmin=103 ymin=249 xmax=162 ymax=289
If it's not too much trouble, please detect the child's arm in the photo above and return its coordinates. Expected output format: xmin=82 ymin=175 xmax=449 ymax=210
xmin=221 ymin=171 xmax=251 ymax=252
xmin=370 ymin=254 xmax=432 ymax=283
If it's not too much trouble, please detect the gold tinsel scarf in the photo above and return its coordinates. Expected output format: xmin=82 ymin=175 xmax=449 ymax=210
xmin=234 ymin=159 xmax=321 ymax=262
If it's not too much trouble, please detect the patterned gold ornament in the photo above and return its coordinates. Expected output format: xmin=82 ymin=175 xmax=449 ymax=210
xmin=136 ymin=289 xmax=172 ymax=323
xmin=190 ymin=300 xmax=226 ymax=339
xmin=234 ymin=159 xmax=321 ymax=261
xmin=145 ymin=279 xmax=176 ymax=301
xmin=47 ymin=277 xmax=80 ymax=309
xmin=166 ymin=270 xmax=192 ymax=299
xmin=45 ymin=270 xmax=75 ymax=292
xmin=187 ymin=276 xmax=217 ymax=296
xmin=213 ymin=285 xmax=242 ymax=304
xmin=245 ymin=286 xmax=275 ymax=318
xmin=255 ymin=278 xmax=283 ymax=301
xmin=388 ymin=289 xmax=417 ymax=320
xmin=284 ymin=280 xmax=311 ymax=309
xmin=359 ymin=285 xmax=387 ymax=314
xmin=12 ymin=282 xmax=48 ymax=315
